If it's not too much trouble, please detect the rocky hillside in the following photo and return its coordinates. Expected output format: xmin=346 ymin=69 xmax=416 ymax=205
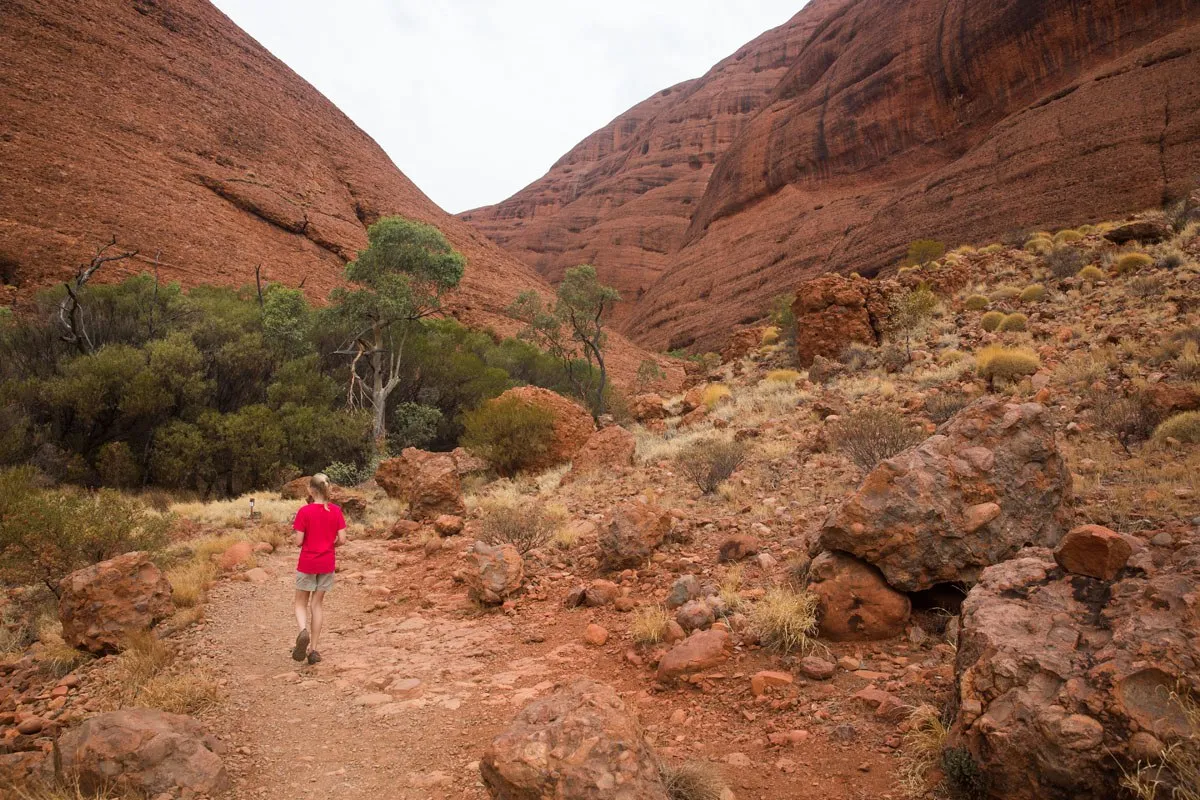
xmin=465 ymin=0 xmax=1200 ymax=351
xmin=0 ymin=0 xmax=666 ymax=383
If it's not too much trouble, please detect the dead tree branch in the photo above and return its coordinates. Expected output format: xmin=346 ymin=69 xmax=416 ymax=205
xmin=58 ymin=236 xmax=138 ymax=354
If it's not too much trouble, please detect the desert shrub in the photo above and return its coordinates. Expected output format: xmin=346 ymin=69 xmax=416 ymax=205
xmin=828 ymin=408 xmax=924 ymax=471
xmin=1078 ymin=265 xmax=1106 ymax=282
xmin=477 ymin=496 xmax=562 ymax=554
xmin=764 ymin=369 xmax=801 ymax=384
xmin=760 ymin=327 xmax=780 ymax=346
xmin=659 ymin=760 xmax=729 ymax=800
xmin=751 ymin=586 xmax=819 ymax=654
xmin=978 ymin=243 xmax=1004 ymax=255
xmin=1056 ymin=352 xmax=1109 ymax=385
xmin=1114 ymin=252 xmax=1154 ymax=275
xmin=700 ymin=384 xmax=732 ymax=410
xmin=0 ymin=468 xmax=168 ymax=595
xmin=924 ymin=393 xmax=970 ymax=424
xmin=904 ymin=239 xmax=946 ymax=267
xmin=1090 ymin=389 xmax=1161 ymax=446
xmin=880 ymin=343 xmax=910 ymax=373
xmin=975 ymin=345 xmax=1040 ymax=386
xmin=1121 ymin=691 xmax=1199 ymax=800
xmin=1155 ymin=411 xmax=1200 ymax=444
xmin=899 ymin=705 xmax=950 ymax=799
xmin=1053 ymin=229 xmax=1084 ymax=244
xmin=461 ymin=397 xmax=556 ymax=476
xmin=95 ymin=441 xmax=141 ymax=489
xmin=839 ymin=341 xmax=879 ymax=371
xmin=675 ymin=438 xmax=747 ymax=494
xmin=963 ymin=294 xmax=989 ymax=311
xmin=635 ymin=358 xmax=667 ymax=392
xmin=1019 ymin=284 xmax=1046 ymax=303
xmin=321 ymin=461 xmax=360 ymax=487
xmin=980 ymin=311 xmax=1006 ymax=332
xmin=1177 ymin=341 xmax=1200 ymax=380
xmin=1045 ymin=246 xmax=1088 ymax=278
xmin=389 ymin=402 xmax=442 ymax=451
xmin=166 ymin=557 xmax=216 ymax=608
xmin=998 ymin=313 xmax=1028 ymax=333
xmin=631 ymin=606 xmax=671 ymax=646
xmin=988 ymin=286 xmax=1021 ymax=303
xmin=1129 ymin=274 xmax=1166 ymax=298
xmin=1024 ymin=235 xmax=1053 ymax=254
xmin=942 ymin=747 xmax=989 ymax=800
xmin=1157 ymin=248 xmax=1187 ymax=271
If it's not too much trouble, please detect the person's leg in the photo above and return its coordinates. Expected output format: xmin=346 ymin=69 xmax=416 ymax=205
xmin=294 ymin=590 xmax=311 ymax=631
xmin=309 ymin=590 xmax=325 ymax=652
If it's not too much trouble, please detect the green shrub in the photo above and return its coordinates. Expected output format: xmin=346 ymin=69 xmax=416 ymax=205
xmin=963 ymin=295 xmax=989 ymax=311
xmin=904 ymin=239 xmax=946 ymax=267
xmin=675 ymin=438 xmax=747 ymax=494
xmin=980 ymin=311 xmax=1006 ymax=332
xmin=322 ymin=461 xmax=360 ymax=486
xmin=1155 ymin=411 xmax=1200 ymax=444
xmin=389 ymin=402 xmax=442 ymax=451
xmin=1019 ymin=285 xmax=1046 ymax=303
xmin=0 ymin=467 xmax=168 ymax=595
xmin=96 ymin=441 xmax=141 ymax=489
xmin=1045 ymin=247 xmax=1087 ymax=279
xmin=998 ymin=313 xmax=1028 ymax=332
xmin=1078 ymin=265 xmax=1106 ymax=282
xmin=477 ymin=497 xmax=562 ymax=554
xmin=828 ymin=408 xmax=924 ymax=471
xmin=942 ymin=747 xmax=989 ymax=800
xmin=1114 ymin=252 xmax=1154 ymax=275
xmin=461 ymin=396 xmax=556 ymax=476
xmin=976 ymin=345 xmax=1040 ymax=386
xmin=924 ymin=393 xmax=970 ymax=424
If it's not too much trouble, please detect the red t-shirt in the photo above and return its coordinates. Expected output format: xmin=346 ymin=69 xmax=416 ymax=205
xmin=293 ymin=503 xmax=345 ymax=575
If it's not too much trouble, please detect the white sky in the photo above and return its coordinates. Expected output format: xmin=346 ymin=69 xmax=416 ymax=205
xmin=211 ymin=1 xmax=806 ymax=214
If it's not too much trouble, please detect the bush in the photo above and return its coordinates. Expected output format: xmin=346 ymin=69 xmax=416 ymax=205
xmin=322 ymin=461 xmax=361 ymax=486
xmin=1078 ymin=265 xmax=1106 ymax=282
xmin=461 ymin=397 xmax=556 ymax=476
xmin=760 ymin=327 xmax=780 ymax=346
xmin=1178 ymin=341 xmax=1200 ymax=380
xmin=477 ymin=497 xmax=562 ymax=554
xmin=751 ymin=586 xmax=819 ymax=654
xmin=828 ymin=408 xmax=924 ymax=471
xmin=963 ymin=294 xmax=989 ymax=311
xmin=0 ymin=467 xmax=168 ymax=595
xmin=1053 ymin=229 xmax=1084 ymax=244
xmin=1091 ymin=390 xmax=1161 ymax=446
xmin=675 ymin=438 xmax=746 ymax=494
xmin=659 ymin=761 xmax=729 ymax=800
xmin=389 ymin=402 xmax=442 ymax=451
xmin=924 ymin=393 xmax=970 ymax=424
xmin=998 ymin=313 xmax=1028 ymax=333
xmin=1019 ymin=284 xmax=1046 ymax=303
xmin=95 ymin=441 xmax=140 ymax=489
xmin=976 ymin=345 xmax=1040 ymax=386
xmin=1129 ymin=274 xmax=1165 ymax=298
xmin=980 ymin=311 xmax=1006 ymax=332
xmin=1114 ymin=252 xmax=1154 ymax=275
xmin=700 ymin=384 xmax=732 ymax=410
xmin=1155 ymin=411 xmax=1200 ymax=444
xmin=942 ymin=747 xmax=989 ymax=800
xmin=1157 ymin=248 xmax=1187 ymax=270
xmin=631 ymin=606 xmax=670 ymax=646
xmin=988 ymin=286 xmax=1021 ymax=302
xmin=1046 ymin=246 xmax=1087 ymax=278
xmin=764 ymin=369 xmax=801 ymax=384
xmin=904 ymin=239 xmax=946 ymax=267
xmin=1024 ymin=236 xmax=1053 ymax=254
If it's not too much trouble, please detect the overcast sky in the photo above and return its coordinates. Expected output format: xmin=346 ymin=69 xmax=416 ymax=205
xmin=211 ymin=1 xmax=805 ymax=214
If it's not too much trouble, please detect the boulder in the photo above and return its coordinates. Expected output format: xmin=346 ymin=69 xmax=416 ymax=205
xmin=58 ymin=552 xmax=173 ymax=654
xmin=1103 ymin=219 xmax=1173 ymax=245
xmin=57 ymin=709 xmax=227 ymax=795
xmin=721 ymin=327 xmax=766 ymax=362
xmin=666 ymin=575 xmax=701 ymax=609
xmin=951 ymin=541 xmax=1200 ymax=799
xmin=433 ymin=514 xmax=465 ymax=537
xmin=598 ymin=501 xmax=673 ymax=571
xmin=464 ymin=542 xmax=524 ymax=606
xmin=279 ymin=477 xmax=367 ymax=518
xmin=790 ymin=274 xmax=889 ymax=367
xmin=807 ymin=551 xmax=911 ymax=641
xmin=656 ymin=628 xmax=731 ymax=682
xmin=485 ymin=386 xmax=595 ymax=472
xmin=450 ymin=446 xmax=490 ymax=476
xmin=375 ymin=448 xmax=466 ymax=521
xmin=630 ymin=393 xmax=667 ymax=422
xmin=718 ymin=533 xmax=761 ymax=562
xmin=1053 ymin=524 xmax=1133 ymax=580
xmin=818 ymin=398 xmax=1071 ymax=591
xmin=564 ymin=425 xmax=636 ymax=483
xmin=674 ymin=599 xmax=715 ymax=632
xmin=216 ymin=540 xmax=254 ymax=571
xmin=480 ymin=679 xmax=667 ymax=799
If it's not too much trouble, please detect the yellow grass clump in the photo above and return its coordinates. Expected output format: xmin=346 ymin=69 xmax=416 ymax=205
xmin=631 ymin=606 xmax=671 ymax=646
xmin=998 ymin=312 xmax=1029 ymax=332
xmin=1054 ymin=229 xmax=1084 ymax=244
xmin=1155 ymin=411 xmax=1200 ymax=444
xmin=701 ymin=384 xmax=733 ymax=410
xmin=980 ymin=311 xmax=1006 ymax=332
xmin=976 ymin=345 xmax=1040 ymax=384
xmin=658 ymin=761 xmax=730 ymax=800
xmin=1114 ymin=252 xmax=1154 ymax=275
xmin=963 ymin=294 xmax=989 ymax=311
xmin=764 ymin=369 xmax=801 ymax=384
xmin=1078 ymin=265 xmax=1106 ymax=282
xmin=760 ymin=327 xmax=780 ymax=346
xmin=898 ymin=705 xmax=950 ymax=799
xmin=751 ymin=587 xmax=819 ymax=654
xmin=1019 ymin=284 xmax=1046 ymax=303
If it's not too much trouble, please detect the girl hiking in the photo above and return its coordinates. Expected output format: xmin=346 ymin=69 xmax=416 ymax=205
xmin=290 ymin=473 xmax=345 ymax=665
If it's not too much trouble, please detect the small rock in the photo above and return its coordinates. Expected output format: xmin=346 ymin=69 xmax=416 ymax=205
xmin=718 ymin=534 xmax=761 ymax=562
xmin=750 ymin=671 xmax=793 ymax=697
xmin=675 ymin=599 xmax=715 ymax=632
xmin=1054 ymin=524 xmax=1132 ymax=580
xmin=433 ymin=515 xmax=464 ymax=536
xmin=584 ymin=624 xmax=609 ymax=646
xmin=16 ymin=717 xmax=45 ymax=735
xmin=798 ymin=656 xmax=836 ymax=681
xmin=666 ymin=575 xmax=701 ymax=609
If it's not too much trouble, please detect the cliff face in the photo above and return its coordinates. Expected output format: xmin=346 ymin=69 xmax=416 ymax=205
xmin=458 ymin=0 xmax=850 ymax=319
xmin=466 ymin=0 xmax=1200 ymax=351
xmin=0 ymin=0 xmax=670 ymax=383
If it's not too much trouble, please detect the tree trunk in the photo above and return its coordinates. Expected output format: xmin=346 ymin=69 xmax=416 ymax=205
xmin=371 ymin=327 xmax=387 ymax=451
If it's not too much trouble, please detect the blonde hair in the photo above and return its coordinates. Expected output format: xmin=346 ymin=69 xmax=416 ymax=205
xmin=309 ymin=473 xmax=332 ymax=509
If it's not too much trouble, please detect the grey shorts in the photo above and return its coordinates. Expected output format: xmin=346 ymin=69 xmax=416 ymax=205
xmin=295 ymin=571 xmax=334 ymax=592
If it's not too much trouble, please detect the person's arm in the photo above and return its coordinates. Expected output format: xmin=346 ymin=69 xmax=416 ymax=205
xmin=335 ymin=527 xmax=347 ymax=547
xmin=292 ymin=507 xmax=307 ymax=548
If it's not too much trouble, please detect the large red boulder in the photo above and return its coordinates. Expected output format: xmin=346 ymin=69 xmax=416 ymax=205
xmin=58 ymin=552 xmax=173 ymax=654
xmin=598 ymin=501 xmax=673 ymax=571
xmin=564 ymin=425 xmax=636 ymax=483
xmin=279 ymin=477 xmax=368 ymax=519
xmin=951 ymin=539 xmax=1200 ymax=798
xmin=464 ymin=542 xmax=524 ymax=606
xmin=486 ymin=386 xmax=595 ymax=472
xmin=818 ymin=398 xmax=1071 ymax=591
xmin=481 ymin=679 xmax=667 ymax=799
xmin=57 ymin=708 xmax=227 ymax=796
xmin=1053 ymin=524 xmax=1133 ymax=580
xmin=656 ymin=628 xmax=731 ymax=683
xmin=374 ymin=448 xmax=465 ymax=521
xmin=790 ymin=274 xmax=889 ymax=367
xmin=807 ymin=551 xmax=911 ymax=641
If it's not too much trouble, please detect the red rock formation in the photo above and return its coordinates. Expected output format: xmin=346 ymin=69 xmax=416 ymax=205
xmin=458 ymin=0 xmax=850 ymax=321
xmin=465 ymin=0 xmax=1200 ymax=352
xmin=0 ymin=0 xmax=669 ymax=387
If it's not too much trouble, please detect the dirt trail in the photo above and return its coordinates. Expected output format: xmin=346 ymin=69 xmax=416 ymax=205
xmin=181 ymin=536 xmax=903 ymax=800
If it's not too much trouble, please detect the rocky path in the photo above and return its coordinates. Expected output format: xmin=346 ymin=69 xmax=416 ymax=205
xmin=182 ymin=538 xmax=563 ymax=800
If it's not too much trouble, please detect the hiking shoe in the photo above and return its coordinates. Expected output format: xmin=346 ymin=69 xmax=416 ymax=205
xmin=306 ymin=650 xmax=322 ymax=665
xmin=291 ymin=628 xmax=310 ymax=661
